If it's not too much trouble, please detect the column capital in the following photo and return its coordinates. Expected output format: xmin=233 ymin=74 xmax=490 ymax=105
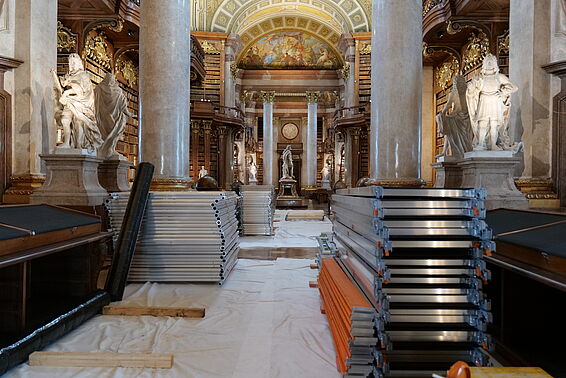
xmin=202 ymin=120 xmax=213 ymax=132
xmin=305 ymin=91 xmax=320 ymax=104
xmin=260 ymin=90 xmax=276 ymax=103
xmin=217 ymin=125 xmax=228 ymax=136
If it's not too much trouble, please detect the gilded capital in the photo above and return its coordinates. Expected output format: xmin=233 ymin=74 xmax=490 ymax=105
xmin=260 ymin=91 xmax=276 ymax=103
xmin=305 ymin=91 xmax=320 ymax=104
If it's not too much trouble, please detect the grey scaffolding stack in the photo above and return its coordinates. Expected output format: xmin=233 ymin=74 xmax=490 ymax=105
xmin=241 ymin=185 xmax=275 ymax=236
xmin=330 ymin=187 xmax=495 ymax=377
xmin=106 ymin=191 xmax=240 ymax=284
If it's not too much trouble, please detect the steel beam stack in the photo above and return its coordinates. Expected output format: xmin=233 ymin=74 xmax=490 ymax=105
xmin=241 ymin=185 xmax=275 ymax=236
xmin=106 ymin=191 xmax=240 ymax=283
xmin=328 ymin=187 xmax=495 ymax=377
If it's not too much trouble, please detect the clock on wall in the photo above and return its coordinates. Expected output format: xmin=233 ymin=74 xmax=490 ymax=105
xmin=282 ymin=122 xmax=299 ymax=141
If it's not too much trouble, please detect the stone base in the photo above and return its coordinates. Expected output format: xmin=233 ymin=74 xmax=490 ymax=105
xmin=460 ymin=156 xmax=528 ymax=210
xmin=98 ymin=159 xmax=132 ymax=193
xmin=431 ymin=161 xmax=462 ymax=188
xmin=276 ymin=198 xmax=308 ymax=208
xmin=31 ymin=153 xmax=109 ymax=206
xmin=278 ymin=177 xmax=299 ymax=199
xmin=248 ymin=179 xmax=258 ymax=185
xmin=321 ymin=180 xmax=331 ymax=190
xmin=3 ymin=174 xmax=46 ymax=203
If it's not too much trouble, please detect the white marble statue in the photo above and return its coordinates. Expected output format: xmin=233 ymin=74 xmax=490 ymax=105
xmin=198 ymin=166 xmax=208 ymax=179
xmin=248 ymin=158 xmax=258 ymax=183
xmin=466 ymin=54 xmax=518 ymax=151
xmin=281 ymin=145 xmax=294 ymax=179
xmin=436 ymin=75 xmax=473 ymax=158
xmin=94 ymin=73 xmax=133 ymax=159
xmin=52 ymin=53 xmax=103 ymax=152
xmin=321 ymin=162 xmax=331 ymax=182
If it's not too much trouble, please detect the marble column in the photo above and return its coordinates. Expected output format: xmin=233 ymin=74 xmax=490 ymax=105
xmin=140 ymin=0 xmax=191 ymax=190
xmin=202 ymin=120 xmax=212 ymax=172
xmin=261 ymin=91 xmax=275 ymax=186
xmin=3 ymin=0 xmax=57 ymax=203
xmin=369 ymin=0 xmax=423 ymax=186
xmin=217 ymin=125 xmax=228 ymax=188
xmin=224 ymin=35 xmax=238 ymax=109
xmin=509 ymin=0 xmax=551 ymax=180
xmin=305 ymin=91 xmax=319 ymax=188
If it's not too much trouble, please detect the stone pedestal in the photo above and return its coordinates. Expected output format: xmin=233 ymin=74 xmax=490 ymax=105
xmin=431 ymin=159 xmax=462 ymax=188
xmin=460 ymin=155 xmax=528 ymax=210
xmin=248 ymin=178 xmax=258 ymax=185
xmin=98 ymin=159 xmax=132 ymax=193
xmin=31 ymin=154 xmax=108 ymax=206
xmin=321 ymin=179 xmax=331 ymax=190
xmin=276 ymin=177 xmax=304 ymax=207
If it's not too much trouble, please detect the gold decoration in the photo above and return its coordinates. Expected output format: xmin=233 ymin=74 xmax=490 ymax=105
xmin=364 ymin=178 xmax=425 ymax=188
xmin=84 ymin=32 xmax=112 ymax=70
xmin=462 ymin=33 xmax=490 ymax=72
xmin=423 ymin=0 xmax=444 ymax=17
xmin=201 ymin=40 xmax=221 ymax=54
xmin=446 ymin=20 xmax=485 ymax=36
xmin=230 ymin=61 xmax=239 ymax=78
xmin=305 ymin=91 xmax=320 ymax=104
xmin=150 ymin=178 xmax=194 ymax=191
xmin=358 ymin=42 xmax=371 ymax=55
xmin=498 ymin=31 xmax=510 ymax=54
xmin=260 ymin=90 xmax=275 ymax=103
xmin=340 ymin=62 xmax=351 ymax=80
xmin=115 ymin=56 xmax=138 ymax=87
xmin=514 ymin=178 xmax=558 ymax=199
xmin=57 ymin=21 xmax=77 ymax=53
xmin=436 ymin=56 xmax=459 ymax=90
xmin=3 ymin=174 xmax=46 ymax=203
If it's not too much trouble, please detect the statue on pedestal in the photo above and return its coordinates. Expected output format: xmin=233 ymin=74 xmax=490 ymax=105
xmin=198 ymin=166 xmax=208 ymax=179
xmin=94 ymin=73 xmax=133 ymax=159
xmin=52 ymin=53 xmax=103 ymax=152
xmin=281 ymin=145 xmax=294 ymax=179
xmin=466 ymin=54 xmax=519 ymax=151
xmin=248 ymin=157 xmax=258 ymax=184
xmin=436 ymin=75 xmax=473 ymax=158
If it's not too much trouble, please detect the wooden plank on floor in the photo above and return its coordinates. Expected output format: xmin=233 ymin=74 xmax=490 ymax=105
xmin=470 ymin=367 xmax=552 ymax=377
xmin=28 ymin=352 xmax=173 ymax=368
xmin=102 ymin=305 xmax=205 ymax=318
xmin=309 ymin=281 xmax=318 ymax=288
xmin=310 ymin=264 xmax=318 ymax=269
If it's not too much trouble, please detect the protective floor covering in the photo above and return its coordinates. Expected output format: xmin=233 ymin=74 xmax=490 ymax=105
xmin=239 ymin=210 xmax=333 ymax=248
xmin=6 ymin=259 xmax=340 ymax=378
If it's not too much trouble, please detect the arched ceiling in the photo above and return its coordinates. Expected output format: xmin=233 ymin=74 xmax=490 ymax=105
xmin=209 ymin=0 xmax=371 ymax=35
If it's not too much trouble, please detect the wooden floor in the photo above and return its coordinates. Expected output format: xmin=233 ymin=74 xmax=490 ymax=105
xmin=238 ymin=247 xmax=318 ymax=260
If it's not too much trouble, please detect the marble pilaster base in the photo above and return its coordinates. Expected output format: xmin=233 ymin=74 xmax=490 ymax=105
xmin=98 ymin=159 xmax=133 ymax=193
xmin=459 ymin=156 xmax=528 ymax=210
xmin=431 ymin=161 xmax=462 ymax=188
xmin=31 ymin=154 xmax=108 ymax=206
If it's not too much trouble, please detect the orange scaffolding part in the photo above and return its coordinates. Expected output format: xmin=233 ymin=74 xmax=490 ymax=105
xmin=317 ymin=257 xmax=373 ymax=376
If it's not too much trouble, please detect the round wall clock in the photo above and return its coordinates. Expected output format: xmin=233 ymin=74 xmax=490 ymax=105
xmin=282 ymin=122 xmax=299 ymax=140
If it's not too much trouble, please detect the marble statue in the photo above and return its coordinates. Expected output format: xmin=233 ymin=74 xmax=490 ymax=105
xmin=466 ymin=54 xmax=518 ymax=151
xmin=198 ymin=166 xmax=208 ymax=179
xmin=321 ymin=162 xmax=331 ymax=181
xmin=281 ymin=145 xmax=294 ymax=179
xmin=52 ymin=53 xmax=103 ymax=152
xmin=436 ymin=75 xmax=473 ymax=158
xmin=248 ymin=158 xmax=258 ymax=183
xmin=94 ymin=73 xmax=133 ymax=159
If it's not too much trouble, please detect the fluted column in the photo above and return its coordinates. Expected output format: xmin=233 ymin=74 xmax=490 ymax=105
xmin=261 ymin=91 xmax=275 ymax=185
xmin=140 ymin=0 xmax=191 ymax=190
xmin=369 ymin=0 xmax=423 ymax=186
xmin=305 ymin=91 xmax=319 ymax=187
xmin=190 ymin=120 xmax=200 ymax=182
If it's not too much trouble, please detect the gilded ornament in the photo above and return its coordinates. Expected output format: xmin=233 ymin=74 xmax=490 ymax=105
xmin=340 ymin=62 xmax=351 ymax=80
xmin=57 ymin=21 xmax=77 ymax=53
xmin=498 ymin=31 xmax=510 ymax=54
xmin=446 ymin=20 xmax=485 ymax=36
xmin=84 ymin=33 xmax=112 ymax=70
xmin=436 ymin=57 xmax=459 ymax=90
xmin=260 ymin=91 xmax=276 ymax=103
xmin=230 ymin=61 xmax=239 ymax=78
xmin=305 ymin=91 xmax=320 ymax=104
xmin=358 ymin=42 xmax=371 ymax=55
xmin=423 ymin=0 xmax=443 ymax=17
xmin=462 ymin=33 xmax=490 ymax=72
xmin=115 ymin=56 xmax=138 ymax=87
xmin=201 ymin=40 xmax=221 ymax=54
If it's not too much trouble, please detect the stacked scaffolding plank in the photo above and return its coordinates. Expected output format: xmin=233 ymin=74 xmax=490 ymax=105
xmin=106 ymin=191 xmax=239 ymax=284
xmin=325 ymin=187 xmax=495 ymax=377
xmin=318 ymin=258 xmax=379 ymax=378
xmin=240 ymin=185 xmax=275 ymax=236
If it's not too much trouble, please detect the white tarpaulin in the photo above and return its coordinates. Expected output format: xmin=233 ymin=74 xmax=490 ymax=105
xmin=239 ymin=210 xmax=333 ymax=248
xmin=6 ymin=259 xmax=340 ymax=378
